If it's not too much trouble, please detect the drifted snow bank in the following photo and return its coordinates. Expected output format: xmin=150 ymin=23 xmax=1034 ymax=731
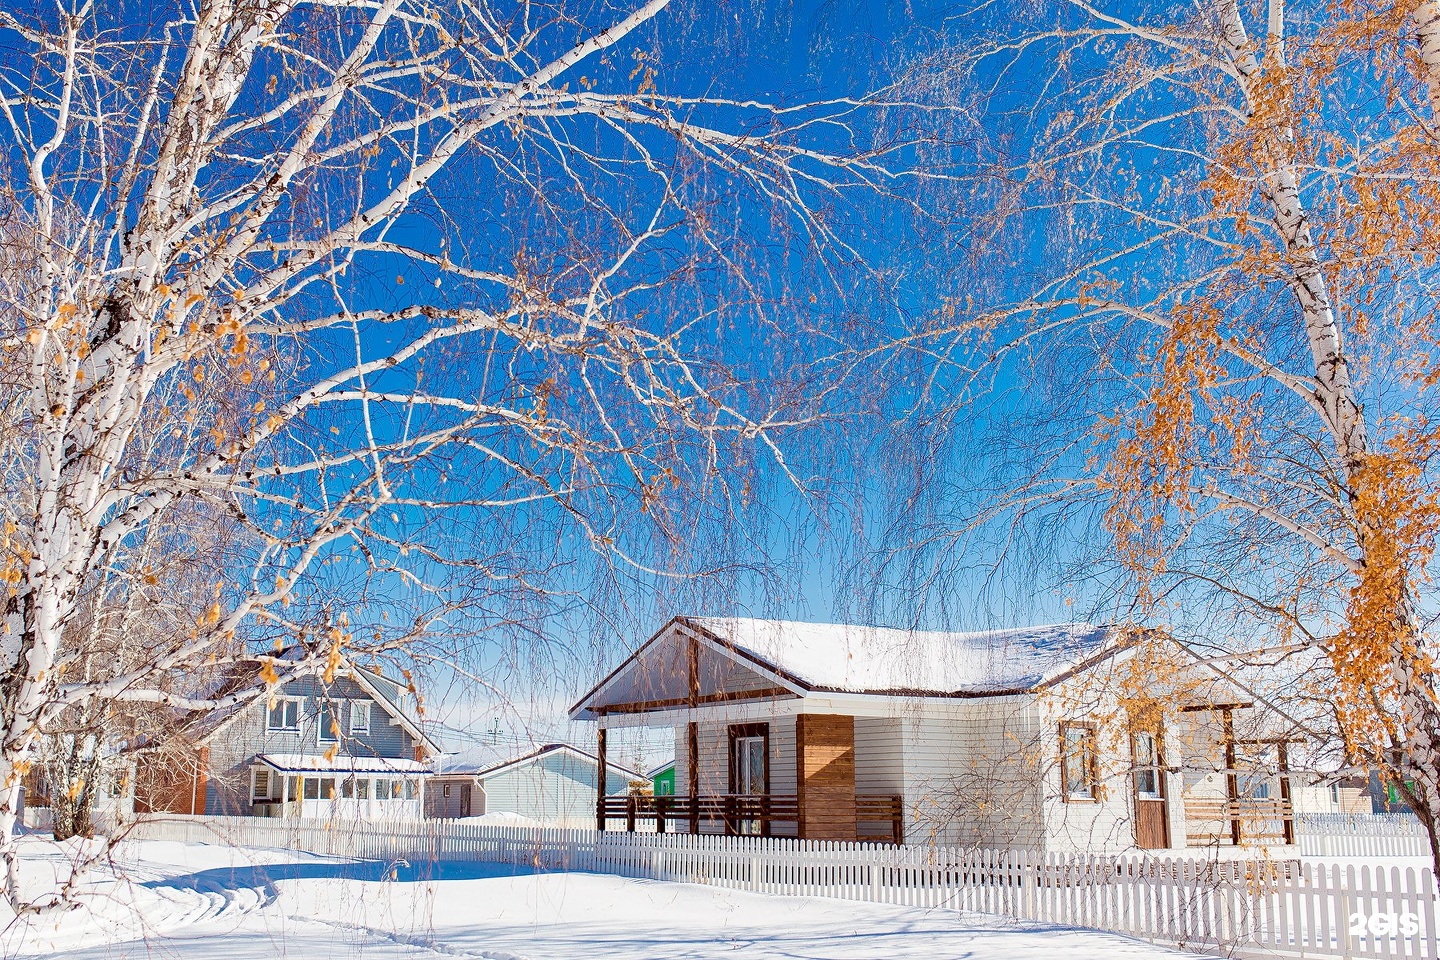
xmin=2 ymin=836 xmax=1203 ymax=959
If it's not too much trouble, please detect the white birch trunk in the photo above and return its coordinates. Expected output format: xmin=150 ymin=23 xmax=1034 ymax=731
xmin=1416 ymin=2 xmax=1440 ymax=119
xmin=1219 ymin=0 xmax=1440 ymax=872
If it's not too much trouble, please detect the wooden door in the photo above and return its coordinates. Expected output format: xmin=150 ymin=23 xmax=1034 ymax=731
xmin=1131 ymin=729 xmax=1170 ymax=849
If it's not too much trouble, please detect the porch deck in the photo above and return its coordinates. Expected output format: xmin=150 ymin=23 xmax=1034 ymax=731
xmin=600 ymin=793 xmax=905 ymax=844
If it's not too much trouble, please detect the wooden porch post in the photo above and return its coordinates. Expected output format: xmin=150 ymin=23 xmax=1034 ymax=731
xmin=596 ymin=725 xmax=608 ymax=832
xmin=1222 ymin=707 xmax=1241 ymax=845
xmin=687 ymin=634 xmax=700 ymax=835
xmin=687 ymin=721 xmax=699 ymax=834
xmin=1278 ymin=741 xmax=1294 ymax=844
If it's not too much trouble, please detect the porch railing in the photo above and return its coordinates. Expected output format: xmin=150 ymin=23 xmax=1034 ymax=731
xmin=1184 ymin=797 xmax=1296 ymax=846
xmin=599 ymin=793 xmax=904 ymax=843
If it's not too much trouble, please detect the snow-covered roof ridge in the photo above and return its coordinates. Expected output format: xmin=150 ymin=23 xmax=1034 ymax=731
xmin=684 ymin=617 xmax=1118 ymax=696
xmin=256 ymin=753 xmax=430 ymax=775
xmin=433 ymin=742 xmax=647 ymax=781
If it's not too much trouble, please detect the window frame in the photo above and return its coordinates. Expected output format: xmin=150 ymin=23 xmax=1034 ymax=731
xmin=266 ymin=697 xmax=303 ymax=733
xmin=349 ymin=700 xmax=372 ymax=736
xmin=1129 ymin=729 xmax=1164 ymax=801
xmin=1059 ymin=721 xmax=1100 ymax=802
xmin=252 ymin=768 xmax=272 ymax=801
xmin=317 ymin=700 xmax=340 ymax=745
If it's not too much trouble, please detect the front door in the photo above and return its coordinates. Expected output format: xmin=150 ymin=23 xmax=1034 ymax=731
xmin=728 ymin=723 xmax=769 ymax=835
xmin=1131 ymin=729 xmax=1170 ymax=849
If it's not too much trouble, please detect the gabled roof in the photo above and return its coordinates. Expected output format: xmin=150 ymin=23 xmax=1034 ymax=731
xmin=432 ymin=742 xmax=646 ymax=783
xmin=186 ymin=661 xmax=440 ymax=756
xmin=571 ymin=616 xmax=1122 ymax=718
xmin=346 ymin=666 xmax=441 ymax=756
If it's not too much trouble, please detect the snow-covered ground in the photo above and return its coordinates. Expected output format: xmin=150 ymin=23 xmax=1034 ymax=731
xmin=2 ymin=836 xmax=1206 ymax=960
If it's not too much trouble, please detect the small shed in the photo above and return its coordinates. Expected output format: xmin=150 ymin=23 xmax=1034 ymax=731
xmin=650 ymin=761 xmax=676 ymax=796
xmin=427 ymin=743 xmax=643 ymax=826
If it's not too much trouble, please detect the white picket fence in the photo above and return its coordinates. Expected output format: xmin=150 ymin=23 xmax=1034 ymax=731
xmin=115 ymin=815 xmax=1438 ymax=959
xmin=1298 ymin=813 xmax=1432 ymax=860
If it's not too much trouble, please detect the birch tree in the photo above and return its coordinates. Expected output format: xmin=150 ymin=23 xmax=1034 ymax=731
xmin=898 ymin=0 xmax=1440 ymax=867
xmin=0 ymin=0 xmax=923 ymax=909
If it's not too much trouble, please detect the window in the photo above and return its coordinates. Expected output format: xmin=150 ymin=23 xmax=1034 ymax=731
xmin=267 ymin=698 xmax=301 ymax=732
xmin=341 ymin=777 xmax=355 ymax=799
xmin=350 ymin=701 xmax=371 ymax=735
xmin=303 ymin=777 xmax=320 ymax=800
xmin=390 ymin=780 xmax=404 ymax=800
xmin=356 ymin=778 xmax=370 ymax=800
xmin=1239 ymin=769 xmax=1271 ymax=800
xmin=728 ymin=722 xmax=769 ymax=836
xmin=252 ymin=769 xmax=272 ymax=801
xmin=318 ymin=702 xmax=339 ymax=744
xmin=1330 ymin=783 xmax=1341 ymax=805
xmin=1060 ymin=723 xmax=1099 ymax=801
xmin=405 ymin=779 xmax=417 ymax=800
xmin=1131 ymin=730 xmax=1163 ymax=799
xmin=319 ymin=777 xmax=336 ymax=799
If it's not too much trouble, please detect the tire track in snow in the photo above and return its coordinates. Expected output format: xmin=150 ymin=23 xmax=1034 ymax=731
xmin=285 ymin=912 xmax=532 ymax=960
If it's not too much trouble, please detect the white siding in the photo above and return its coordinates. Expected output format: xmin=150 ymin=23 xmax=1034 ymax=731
xmin=1034 ymin=670 xmax=1170 ymax=856
xmin=898 ymin=698 xmax=1046 ymax=849
xmin=853 ymin=717 xmax=903 ymax=795
xmin=659 ymin=677 xmax=1198 ymax=854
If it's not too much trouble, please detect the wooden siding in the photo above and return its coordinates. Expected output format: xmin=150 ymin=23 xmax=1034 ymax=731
xmin=796 ymin=714 xmax=856 ymax=841
xmin=134 ymin=746 xmax=209 ymax=815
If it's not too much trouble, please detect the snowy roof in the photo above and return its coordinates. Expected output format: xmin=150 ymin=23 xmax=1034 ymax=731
xmin=257 ymin=753 xmax=431 ymax=775
xmin=688 ymin=618 xmax=1115 ymax=695
xmin=571 ymin=617 xmax=1122 ymax=718
xmin=431 ymin=742 xmax=646 ymax=782
xmin=430 ymin=741 xmax=515 ymax=776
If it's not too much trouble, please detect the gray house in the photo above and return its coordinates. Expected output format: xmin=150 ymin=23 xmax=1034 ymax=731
xmin=136 ymin=665 xmax=440 ymax=820
xmin=426 ymin=743 xmax=643 ymax=825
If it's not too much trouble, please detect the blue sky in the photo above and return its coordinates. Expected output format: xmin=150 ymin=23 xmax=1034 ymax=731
xmin=0 ymin=0 xmax=1102 ymax=733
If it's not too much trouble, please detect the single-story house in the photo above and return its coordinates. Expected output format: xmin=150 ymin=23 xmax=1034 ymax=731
xmin=133 ymin=661 xmax=439 ymax=820
xmin=1290 ymin=774 xmax=1372 ymax=816
xmin=570 ymin=617 xmax=1314 ymax=854
xmin=426 ymin=743 xmax=644 ymax=825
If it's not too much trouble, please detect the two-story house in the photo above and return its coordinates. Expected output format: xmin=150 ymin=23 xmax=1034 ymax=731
xmin=133 ymin=662 xmax=440 ymax=820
